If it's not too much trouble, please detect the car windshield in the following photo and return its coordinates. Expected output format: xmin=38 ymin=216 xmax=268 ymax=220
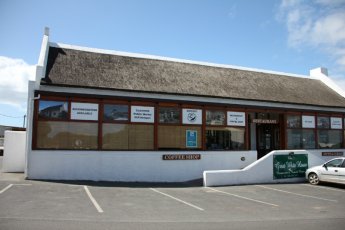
xmin=325 ymin=159 xmax=344 ymax=167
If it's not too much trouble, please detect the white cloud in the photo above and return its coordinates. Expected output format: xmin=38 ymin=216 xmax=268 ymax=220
xmin=0 ymin=56 xmax=35 ymax=110
xmin=278 ymin=0 xmax=345 ymax=72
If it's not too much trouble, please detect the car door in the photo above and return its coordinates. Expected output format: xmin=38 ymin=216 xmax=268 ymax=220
xmin=319 ymin=158 xmax=344 ymax=183
xmin=337 ymin=159 xmax=345 ymax=184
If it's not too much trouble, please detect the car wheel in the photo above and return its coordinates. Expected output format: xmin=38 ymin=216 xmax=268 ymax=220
xmin=308 ymin=173 xmax=319 ymax=185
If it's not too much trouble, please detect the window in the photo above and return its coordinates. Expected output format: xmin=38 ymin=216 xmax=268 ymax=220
xmin=39 ymin=100 xmax=68 ymax=119
xmin=206 ymin=110 xmax=225 ymax=125
xmin=158 ymin=126 xmax=202 ymax=149
xmin=103 ymin=104 xmax=128 ymax=121
xmin=206 ymin=127 xmax=245 ymax=150
xmin=102 ymin=124 xmax=129 ymax=149
xmin=287 ymin=115 xmax=301 ymax=128
xmin=317 ymin=116 xmax=330 ymax=129
xmin=128 ymin=124 xmax=154 ymax=150
xmin=325 ymin=158 xmax=344 ymax=167
xmin=159 ymin=107 xmax=180 ymax=124
xmin=287 ymin=129 xmax=315 ymax=149
xmin=318 ymin=130 xmax=342 ymax=149
xmin=37 ymin=121 xmax=98 ymax=149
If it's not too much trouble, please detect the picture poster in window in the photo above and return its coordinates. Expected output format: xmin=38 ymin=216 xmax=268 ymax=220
xmin=302 ymin=115 xmax=315 ymax=128
xmin=131 ymin=106 xmax=154 ymax=123
xmin=331 ymin=117 xmax=342 ymax=129
xmin=227 ymin=112 xmax=245 ymax=126
xmin=71 ymin=102 xmax=99 ymax=120
xmin=182 ymin=109 xmax=202 ymax=125
xmin=186 ymin=130 xmax=198 ymax=148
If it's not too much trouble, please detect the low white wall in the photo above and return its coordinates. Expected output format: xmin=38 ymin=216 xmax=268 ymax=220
xmin=2 ymin=131 xmax=26 ymax=173
xmin=26 ymin=150 xmax=257 ymax=182
xmin=203 ymin=149 xmax=344 ymax=186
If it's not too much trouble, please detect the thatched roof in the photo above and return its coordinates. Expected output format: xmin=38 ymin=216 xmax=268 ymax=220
xmin=43 ymin=46 xmax=345 ymax=108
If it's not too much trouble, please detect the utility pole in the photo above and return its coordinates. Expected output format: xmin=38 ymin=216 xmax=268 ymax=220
xmin=23 ymin=115 xmax=26 ymax=128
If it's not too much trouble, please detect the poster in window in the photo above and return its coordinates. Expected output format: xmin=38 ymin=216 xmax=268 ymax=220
xmin=103 ymin=104 xmax=128 ymax=121
xmin=71 ymin=102 xmax=99 ymax=120
xmin=227 ymin=112 xmax=245 ymax=126
xmin=302 ymin=115 xmax=315 ymax=128
xmin=331 ymin=117 xmax=342 ymax=129
xmin=182 ymin=109 xmax=202 ymax=125
xmin=131 ymin=106 xmax=154 ymax=123
xmin=39 ymin=100 xmax=68 ymax=119
xmin=186 ymin=130 xmax=198 ymax=148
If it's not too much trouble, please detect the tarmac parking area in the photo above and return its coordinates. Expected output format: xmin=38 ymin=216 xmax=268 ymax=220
xmin=0 ymin=177 xmax=345 ymax=230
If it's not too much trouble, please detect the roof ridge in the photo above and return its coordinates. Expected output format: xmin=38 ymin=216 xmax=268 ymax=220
xmin=49 ymin=42 xmax=310 ymax=80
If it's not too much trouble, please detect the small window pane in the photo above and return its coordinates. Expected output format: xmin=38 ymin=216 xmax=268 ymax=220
xmin=128 ymin=124 xmax=154 ymax=150
xmin=102 ymin=124 xmax=129 ymax=149
xmin=325 ymin=159 xmax=344 ymax=167
xmin=317 ymin=117 xmax=330 ymax=129
xmin=37 ymin=121 xmax=98 ymax=149
xmin=39 ymin=100 xmax=68 ymax=119
xmin=206 ymin=127 xmax=245 ymax=150
xmin=287 ymin=129 xmax=315 ymax=149
xmin=159 ymin=107 xmax=180 ymax=124
xmin=287 ymin=115 xmax=301 ymax=128
xmin=103 ymin=104 xmax=128 ymax=122
xmin=206 ymin=110 xmax=225 ymax=125
xmin=158 ymin=126 xmax=202 ymax=149
xmin=318 ymin=130 xmax=342 ymax=149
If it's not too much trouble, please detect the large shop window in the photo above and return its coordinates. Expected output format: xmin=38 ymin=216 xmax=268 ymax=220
xmin=286 ymin=115 xmax=343 ymax=149
xmin=205 ymin=111 xmax=246 ymax=150
xmin=158 ymin=107 xmax=202 ymax=149
xmin=102 ymin=104 xmax=154 ymax=150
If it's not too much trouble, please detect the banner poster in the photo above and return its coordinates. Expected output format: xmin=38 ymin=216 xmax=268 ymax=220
xmin=71 ymin=102 xmax=99 ymax=120
xmin=273 ymin=154 xmax=308 ymax=179
xmin=182 ymin=109 xmax=202 ymax=125
xmin=302 ymin=115 xmax=315 ymax=128
xmin=330 ymin=117 xmax=342 ymax=129
xmin=227 ymin=111 xmax=245 ymax=126
xmin=131 ymin=106 xmax=154 ymax=123
xmin=186 ymin=130 xmax=198 ymax=148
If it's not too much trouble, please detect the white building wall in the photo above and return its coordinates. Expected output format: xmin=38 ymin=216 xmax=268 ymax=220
xmin=26 ymin=150 xmax=257 ymax=182
xmin=2 ymin=131 xmax=26 ymax=172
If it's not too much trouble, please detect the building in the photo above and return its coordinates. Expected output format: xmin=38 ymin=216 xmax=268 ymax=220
xmin=25 ymin=29 xmax=345 ymax=182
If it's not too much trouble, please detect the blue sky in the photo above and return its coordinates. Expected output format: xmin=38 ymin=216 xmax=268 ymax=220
xmin=1 ymin=0 xmax=345 ymax=127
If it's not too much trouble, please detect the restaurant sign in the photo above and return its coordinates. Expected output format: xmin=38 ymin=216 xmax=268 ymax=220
xmin=273 ymin=154 xmax=308 ymax=179
xmin=251 ymin=119 xmax=278 ymax=124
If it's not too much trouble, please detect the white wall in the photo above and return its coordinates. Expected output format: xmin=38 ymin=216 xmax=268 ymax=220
xmin=203 ymin=149 xmax=344 ymax=186
xmin=26 ymin=150 xmax=257 ymax=182
xmin=2 ymin=131 xmax=26 ymax=173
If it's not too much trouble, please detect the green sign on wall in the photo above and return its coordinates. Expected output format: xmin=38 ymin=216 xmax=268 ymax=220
xmin=273 ymin=154 xmax=308 ymax=179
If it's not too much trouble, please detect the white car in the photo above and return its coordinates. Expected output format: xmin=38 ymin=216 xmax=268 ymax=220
xmin=306 ymin=157 xmax=345 ymax=185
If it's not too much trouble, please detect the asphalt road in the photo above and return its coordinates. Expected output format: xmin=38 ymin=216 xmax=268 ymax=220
xmin=1 ymin=157 xmax=345 ymax=230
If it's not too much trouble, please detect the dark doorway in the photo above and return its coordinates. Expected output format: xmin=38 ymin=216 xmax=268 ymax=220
xmin=254 ymin=113 xmax=281 ymax=159
xmin=257 ymin=124 xmax=280 ymax=158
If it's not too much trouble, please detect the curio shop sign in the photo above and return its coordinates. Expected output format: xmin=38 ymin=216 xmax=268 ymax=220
xmin=273 ymin=154 xmax=308 ymax=179
xmin=162 ymin=154 xmax=201 ymax=160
